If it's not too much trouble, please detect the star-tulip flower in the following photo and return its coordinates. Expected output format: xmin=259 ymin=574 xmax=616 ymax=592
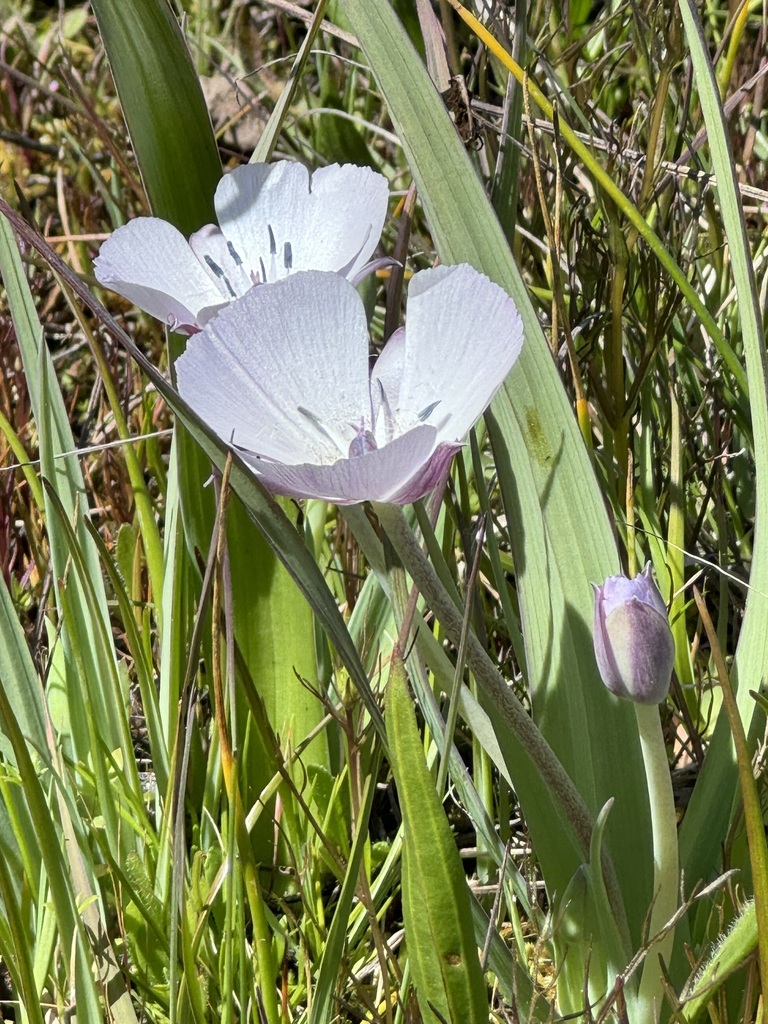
xmin=175 ymin=263 xmax=523 ymax=505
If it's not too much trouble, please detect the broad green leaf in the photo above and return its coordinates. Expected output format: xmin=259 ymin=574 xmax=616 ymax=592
xmin=388 ymin=656 xmax=488 ymax=1024
xmin=90 ymin=0 xmax=220 ymax=234
xmin=337 ymin=0 xmax=651 ymax=941
xmin=92 ymin=0 xmax=328 ymax=785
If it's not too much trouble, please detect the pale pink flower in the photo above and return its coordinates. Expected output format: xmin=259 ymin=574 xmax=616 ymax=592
xmin=94 ymin=161 xmax=389 ymax=333
xmin=175 ymin=264 xmax=523 ymax=505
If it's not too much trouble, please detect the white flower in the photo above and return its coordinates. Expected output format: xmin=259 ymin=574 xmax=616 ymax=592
xmin=93 ymin=161 xmax=389 ymax=333
xmin=175 ymin=264 xmax=524 ymax=505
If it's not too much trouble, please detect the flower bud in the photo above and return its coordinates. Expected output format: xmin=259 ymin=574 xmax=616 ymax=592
xmin=592 ymin=564 xmax=674 ymax=704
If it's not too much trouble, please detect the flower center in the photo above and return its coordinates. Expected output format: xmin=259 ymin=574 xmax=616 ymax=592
xmin=348 ymin=423 xmax=378 ymax=459
xmin=196 ymin=223 xmax=296 ymax=299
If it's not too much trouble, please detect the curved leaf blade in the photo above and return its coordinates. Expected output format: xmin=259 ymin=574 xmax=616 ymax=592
xmin=337 ymin=0 xmax=651 ymax=937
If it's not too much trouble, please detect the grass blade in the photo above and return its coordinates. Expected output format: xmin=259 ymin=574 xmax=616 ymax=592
xmin=675 ymin=0 xmax=768 ymax=897
xmin=388 ymin=654 xmax=488 ymax=1024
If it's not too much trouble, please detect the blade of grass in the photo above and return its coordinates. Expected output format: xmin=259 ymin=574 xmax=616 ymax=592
xmin=252 ymin=0 xmax=330 ymax=163
xmin=693 ymin=587 xmax=768 ymax=999
xmin=387 ymin=652 xmax=488 ymax=1024
xmin=444 ymin=0 xmax=747 ymax=393
xmin=308 ymin=751 xmax=379 ymax=1024
xmin=675 ymin=0 xmax=768 ymax=899
xmin=0 ymin=568 xmax=46 ymax=755
xmin=0 ymin=215 xmax=126 ymax=762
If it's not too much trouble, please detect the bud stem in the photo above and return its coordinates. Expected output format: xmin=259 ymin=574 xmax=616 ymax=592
xmin=635 ymin=702 xmax=679 ymax=1016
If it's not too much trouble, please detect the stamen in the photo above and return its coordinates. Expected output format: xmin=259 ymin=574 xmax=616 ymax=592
xmin=283 ymin=241 xmax=293 ymax=270
xmin=267 ymin=224 xmax=277 ymax=255
xmin=259 ymin=257 xmax=267 ymax=284
xmin=297 ymin=406 xmax=338 ymax=448
xmin=227 ymin=241 xmax=243 ymax=266
xmin=204 ymin=254 xmax=236 ymax=298
xmin=418 ymin=400 xmax=441 ymax=422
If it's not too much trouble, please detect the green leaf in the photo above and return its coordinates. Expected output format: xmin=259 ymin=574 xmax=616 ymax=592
xmin=0 ymin=572 xmax=45 ymax=758
xmin=91 ymin=0 xmax=220 ymax=233
xmin=675 ymin=0 xmax=768 ymax=898
xmin=681 ymin=900 xmax=757 ymax=1022
xmin=337 ymin=0 xmax=651 ymax=941
xmin=388 ymin=655 xmax=488 ymax=1024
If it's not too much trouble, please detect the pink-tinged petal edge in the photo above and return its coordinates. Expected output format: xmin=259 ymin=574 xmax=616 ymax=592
xmin=239 ymin=427 xmax=455 ymax=505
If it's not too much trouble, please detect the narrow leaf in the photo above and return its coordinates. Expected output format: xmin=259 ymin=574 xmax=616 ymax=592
xmin=388 ymin=654 xmax=488 ymax=1024
xmin=676 ymin=0 xmax=768 ymax=896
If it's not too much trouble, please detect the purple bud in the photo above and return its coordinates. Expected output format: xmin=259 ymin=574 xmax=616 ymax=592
xmin=592 ymin=564 xmax=675 ymax=705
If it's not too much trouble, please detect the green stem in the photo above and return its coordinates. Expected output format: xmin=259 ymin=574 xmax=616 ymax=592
xmin=717 ymin=0 xmax=756 ymax=98
xmin=372 ymin=501 xmax=633 ymax=957
xmin=213 ymin=467 xmax=280 ymax=1024
xmin=64 ymin=293 xmax=166 ymax=634
xmin=634 ymin=704 xmax=678 ymax=1015
xmin=667 ymin=376 xmax=695 ymax=702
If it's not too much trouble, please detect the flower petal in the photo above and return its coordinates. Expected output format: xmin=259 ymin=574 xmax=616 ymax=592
xmin=175 ymin=270 xmax=372 ymax=465
xmin=592 ymin=569 xmax=674 ymax=705
xmin=214 ymin=162 xmax=389 ymax=283
xmin=94 ymin=217 xmax=225 ymax=331
xmin=371 ymin=326 xmax=405 ymax=423
xmin=308 ymin=163 xmax=390 ymax=278
xmin=373 ymin=264 xmax=523 ymax=442
xmin=603 ymin=601 xmax=675 ymax=704
xmin=599 ymin=563 xmax=668 ymax=619
xmin=241 ymin=425 xmax=453 ymax=504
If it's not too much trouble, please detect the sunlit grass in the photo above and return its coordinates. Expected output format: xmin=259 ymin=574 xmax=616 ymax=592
xmin=0 ymin=0 xmax=767 ymax=1021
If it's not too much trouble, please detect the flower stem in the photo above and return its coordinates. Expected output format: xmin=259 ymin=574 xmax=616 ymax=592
xmin=634 ymin=703 xmax=678 ymax=1016
xmin=371 ymin=501 xmax=633 ymax=955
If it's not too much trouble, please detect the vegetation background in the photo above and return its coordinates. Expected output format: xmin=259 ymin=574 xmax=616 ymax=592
xmin=1 ymin=0 xmax=768 ymax=1021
